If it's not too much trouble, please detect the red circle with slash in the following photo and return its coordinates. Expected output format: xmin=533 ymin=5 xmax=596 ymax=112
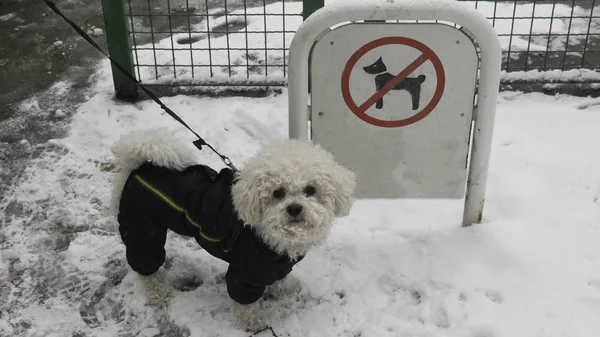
xmin=341 ymin=37 xmax=445 ymax=128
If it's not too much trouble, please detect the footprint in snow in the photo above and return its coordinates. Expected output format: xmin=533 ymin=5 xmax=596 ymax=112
xmin=471 ymin=326 xmax=496 ymax=337
xmin=483 ymin=289 xmax=504 ymax=304
xmin=587 ymin=279 xmax=600 ymax=291
xmin=171 ymin=274 xmax=203 ymax=292
xmin=232 ymin=108 xmax=282 ymax=143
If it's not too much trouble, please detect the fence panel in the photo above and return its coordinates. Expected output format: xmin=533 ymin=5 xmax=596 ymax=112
xmin=103 ymin=0 xmax=600 ymax=98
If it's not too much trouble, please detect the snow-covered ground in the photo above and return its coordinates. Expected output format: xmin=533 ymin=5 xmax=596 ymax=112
xmin=1 ymin=55 xmax=600 ymax=336
xmin=1 ymin=0 xmax=600 ymax=336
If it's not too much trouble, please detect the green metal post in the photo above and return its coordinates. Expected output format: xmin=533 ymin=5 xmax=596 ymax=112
xmin=303 ymin=0 xmax=324 ymax=20
xmin=101 ymin=0 xmax=138 ymax=101
xmin=303 ymin=0 xmax=324 ymax=93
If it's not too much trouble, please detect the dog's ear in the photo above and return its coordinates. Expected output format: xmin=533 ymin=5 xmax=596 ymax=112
xmin=320 ymin=162 xmax=357 ymax=217
xmin=231 ymin=170 xmax=266 ymax=225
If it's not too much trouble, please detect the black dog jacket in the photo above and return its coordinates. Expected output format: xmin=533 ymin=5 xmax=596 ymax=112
xmin=117 ymin=162 xmax=303 ymax=304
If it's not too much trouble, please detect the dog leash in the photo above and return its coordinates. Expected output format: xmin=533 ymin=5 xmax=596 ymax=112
xmin=42 ymin=0 xmax=238 ymax=172
xmin=250 ymin=326 xmax=279 ymax=337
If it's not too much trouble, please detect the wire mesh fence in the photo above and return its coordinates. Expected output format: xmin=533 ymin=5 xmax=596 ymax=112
xmin=121 ymin=0 xmax=304 ymax=87
xmin=480 ymin=0 xmax=600 ymax=83
xmin=104 ymin=0 xmax=600 ymax=96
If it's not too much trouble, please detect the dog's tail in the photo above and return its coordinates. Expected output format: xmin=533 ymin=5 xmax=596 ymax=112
xmin=109 ymin=127 xmax=198 ymax=216
xmin=417 ymin=75 xmax=426 ymax=83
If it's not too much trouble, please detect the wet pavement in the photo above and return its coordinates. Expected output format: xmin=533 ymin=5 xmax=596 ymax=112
xmin=0 ymin=0 xmax=107 ymax=203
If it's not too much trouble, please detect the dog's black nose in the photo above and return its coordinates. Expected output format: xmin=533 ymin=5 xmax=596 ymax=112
xmin=286 ymin=203 xmax=303 ymax=217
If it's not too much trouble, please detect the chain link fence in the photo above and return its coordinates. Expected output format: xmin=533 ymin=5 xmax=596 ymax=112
xmin=102 ymin=0 xmax=600 ymax=99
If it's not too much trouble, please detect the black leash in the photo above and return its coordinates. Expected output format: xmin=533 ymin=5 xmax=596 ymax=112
xmin=43 ymin=0 xmax=238 ymax=172
xmin=250 ymin=326 xmax=279 ymax=337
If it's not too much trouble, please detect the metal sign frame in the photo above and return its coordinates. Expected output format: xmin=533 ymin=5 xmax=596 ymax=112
xmin=288 ymin=0 xmax=502 ymax=226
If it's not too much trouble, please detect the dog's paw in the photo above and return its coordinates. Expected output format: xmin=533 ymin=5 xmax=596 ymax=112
xmin=266 ymin=274 xmax=302 ymax=300
xmin=232 ymin=302 xmax=269 ymax=332
xmin=171 ymin=274 xmax=203 ymax=292
xmin=141 ymin=270 xmax=171 ymax=308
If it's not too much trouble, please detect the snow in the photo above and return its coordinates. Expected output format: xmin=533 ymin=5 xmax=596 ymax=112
xmin=0 ymin=12 xmax=16 ymax=22
xmin=501 ymin=68 xmax=600 ymax=83
xmin=1 ymin=0 xmax=600 ymax=336
xmin=576 ymin=97 xmax=600 ymax=110
xmin=53 ymin=109 xmax=66 ymax=119
xmin=48 ymin=81 xmax=72 ymax=97
xmin=2 ymin=54 xmax=600 ymax=336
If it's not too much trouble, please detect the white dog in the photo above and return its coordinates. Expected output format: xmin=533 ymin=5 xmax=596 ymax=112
xmin=110 ymin=127 xmax=356 ymax=329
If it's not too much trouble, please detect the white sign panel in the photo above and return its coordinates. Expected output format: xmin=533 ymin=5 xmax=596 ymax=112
xmin=310 ymin=23 xmax=479 ymax=199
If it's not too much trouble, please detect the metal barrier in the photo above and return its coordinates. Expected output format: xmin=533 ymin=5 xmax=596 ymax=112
xmin=102 ymin=0 xmax=599 ymax=99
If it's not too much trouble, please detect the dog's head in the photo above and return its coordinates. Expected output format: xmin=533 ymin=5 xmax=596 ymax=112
xmin=363 ymin=57 xmax=387 ymax=75
xmin=231 ymin=139 xmax=357 ymax=259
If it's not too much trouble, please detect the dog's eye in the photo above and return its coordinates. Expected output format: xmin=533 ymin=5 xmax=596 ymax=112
xmin=303 ymin=185 xmax=317 ymax=197
xmin=272 ymin=188 xmax=286 ymax=200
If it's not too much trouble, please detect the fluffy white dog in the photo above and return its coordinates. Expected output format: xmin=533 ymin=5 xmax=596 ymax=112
xmin=110 ymin=127 xmax=356 ymax=329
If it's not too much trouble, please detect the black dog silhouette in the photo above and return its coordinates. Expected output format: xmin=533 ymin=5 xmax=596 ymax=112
xmin=363 ymin=57 xmax=426 ymax=110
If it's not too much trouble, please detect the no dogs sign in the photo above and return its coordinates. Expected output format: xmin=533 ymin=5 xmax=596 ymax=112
xmin=309 ymin=23 xmax=479 ymax=199
xmin=289 ymin=1 xmax=502 ymax=225
xmin=341 ymin=37 xmax=445 ymax=128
